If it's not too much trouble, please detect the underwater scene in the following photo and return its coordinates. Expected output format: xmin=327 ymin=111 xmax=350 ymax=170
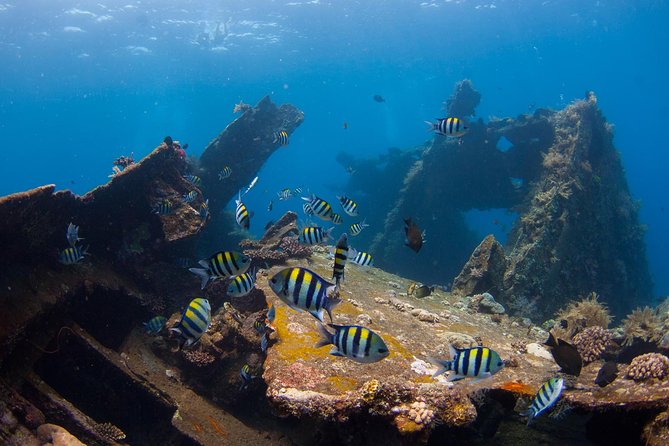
xmin=1 ymin=1 xmax=669 ymax=445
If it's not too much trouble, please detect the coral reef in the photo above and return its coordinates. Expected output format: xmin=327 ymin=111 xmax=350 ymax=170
xmin=183 ymin=350 xmax=217 ymax=368
xmin=626 ymin=353 xmax=669 ymax=381
xmin=93 ymin=422 xmax=126 ymax=442
xmin=467 ymin=292 xmax=506 ymax=315
xmin=573 ymin=326 xmax=612 ymax=363
xmin=554 ymin=293 xmax=612 ymax=339
xmin=239 ymin=213 xmax=312 ymax=266
xmin=623 ymin=306 xmax=662 ymax=346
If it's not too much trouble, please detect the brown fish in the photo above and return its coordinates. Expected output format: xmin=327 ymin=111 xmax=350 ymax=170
xmin=404 ymin=218 xmax=425 ymax=253
xmin=544 ymin=332 xmax=582 ymax=376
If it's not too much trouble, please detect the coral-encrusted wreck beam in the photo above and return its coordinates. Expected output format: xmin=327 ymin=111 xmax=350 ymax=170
xmin=0 ymin=142 xmax=200 ymax=358
xmin=197 ymin=96 xmax=304 ymax=243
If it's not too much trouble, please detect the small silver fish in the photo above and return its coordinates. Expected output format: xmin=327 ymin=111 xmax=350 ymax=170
xmin=66 ymin=222 xmax=83 ymax=247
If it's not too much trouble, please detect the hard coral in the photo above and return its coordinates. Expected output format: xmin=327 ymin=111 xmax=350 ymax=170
xmin=279 ymin=236 xmax=312 ymax=258
xmin=626 ymin=353 xmax=669 ymax=381
xmin=183 ymin=350 xmax=216 ymax=367
xmin=94 ymin=422 xmax=126 ymax=442
xmin=573 ymin=326 xmax=612 ymax=363
xmin=554 ymin=292 xmax=611 ymax=339
xmin=622 ymin=306 xmax=661 ymax=346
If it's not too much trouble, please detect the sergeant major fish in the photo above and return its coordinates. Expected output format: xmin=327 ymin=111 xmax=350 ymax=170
xmin=303 ymin=202 xmax=314 ymax=216
xmin=521 ymin=377 xmax=564 ymax=425
xmin=332 ymin=233 xmax=349 ymax=285
xmin=227 ymin=268 xmax=257 ymax=297
xmin=350 ymin=219 xmax=369 ymax=237
xmin=273 ymin=130 xmax=289 ymax=146
xmin=235 ymin=191 xmax=251 ymax=230
xmin=330 ymin=212 xmax=343 ymax=225
xmin=184 ymin=174 xmax=202 ymax=187
xmin=315 ymin=322 xmax=389 ymax=363
xmin=429 ymin=345 xmax=505 ymax=382
xmin=59 ymin=245 xmax=88 ymax=265
xmin=218 ymin=166 xmax=232 ymax=180
xmin=66 ymin=222 xmax=83 ymax=247
xmin=268 ymin=267 xmax=341 ymax=322
xmin=169 ymin=298 xmax=211 ymax=349
xmin=154 ymin=199 xmax=173 ymax=215
xmin=301 ymin=194 xmax=332 ymax=221
xmin=199 ymin=199 xmax=210 ymax=221
xmin=337 ymin=196 xmax=359 ymax=216
xmin=299 ymin=226 xmax=334 ymax=245
xmin=425 ymin=117 xmax=468 ymax=137
xmin=189 ymin=251 xmax=251 ymax=289
xmin=277 ymin=188 xmax=292 ymax=201
xmin=183 ymin=190 xmax=198 ymax=203
xmin=143 ymin=316 xmax=167 ymax=335
xmin=239 ymin=364 xmax=255 ymax=390
xmin=350 ymin=250 xmax=373 ymax=267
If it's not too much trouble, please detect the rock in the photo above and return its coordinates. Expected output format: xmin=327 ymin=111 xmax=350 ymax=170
xmin=526 ymin=342 xmax=554 ymax=361
xmin=37 ymin=424 xmax=86 ymax=446
xmin=452 ymin=236 xmax=508 ymax=297
xmin=467 ymin=292 xmax=506 ymax=314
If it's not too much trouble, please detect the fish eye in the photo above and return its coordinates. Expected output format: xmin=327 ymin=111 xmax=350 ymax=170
xmin=270 ymin=278 xmax=276 ymax=283
xmin=378 ymin=348 xmax=388 ymax=354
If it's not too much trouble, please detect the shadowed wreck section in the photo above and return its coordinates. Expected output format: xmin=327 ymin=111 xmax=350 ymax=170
xmin=340 ymin=80 xmax=651 ymax=320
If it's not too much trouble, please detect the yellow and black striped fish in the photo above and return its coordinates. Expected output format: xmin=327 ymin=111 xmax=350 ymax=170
xmin=235 ymin=192 xmax=251 ymax=230
xmin=332 ymin=233 xmax=349 ymax=285
xmin=299 ymin=226 xmax=333 ymax=245
xmin=301 ymin=194 xmax=332 ymax=221
xmin=429 ymin=346 xmax=504 ymax=382
xmin=330 ymin=213 xmax=343 ymax=225
xmin=184 ymin=174 xmax=202 ymax=187
xmin=521 ymin=377 xmax=564 ymax=425
xmin=240 ymin=364 xmax=255 ymax=390
xmin=268 ymin=267 xmax=340 ymax=322
xmin=350 ymin=219 xmax=369 ymax=237
xmin=169 ymin=298 xmax=211 ymax=348
xmin=218 ymin=166 xmax=232 ymax=180
xmin=315 ymin=323 xmax=389 ymax=363
xmin=227 ymin=269 xmax=256 ymax=297
xmin=154 ymin=199 xmax=173 ymax=215
xmin=426 ymin=117 xmax=468 ymax=137
xmin=350 ymin=250 xmax=373 ymax=266
xmin=273 ymin=130 xmax=289 ymax=146
xmin=337 ymin=195 xmax=359 ymax=216
xmin=59 ymin=245 xmax=87 ymax=265
xmin=189 ymin=251 xmax=251 ymax=289
xmin=183 ymin=190 xmax=198 ymax=203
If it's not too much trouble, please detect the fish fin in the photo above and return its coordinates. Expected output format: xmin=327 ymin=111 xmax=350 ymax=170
xmin=301 ymin=193 xmax=315 ymax=203
xmin=448 ymin=344 xmax=458 ymax=359
xmin=427 ymin=357 xmax=452 ymax=377
xmin=198 ymin=259 xmax=209 ymax=269
xmin=424 ymin=120 xmax=436 ymax=131
xmin=544 ymin=332 xmax=558 ymax=348
xmin=188 ymin=267 xmax=210 ymax=289
xmin=324 ymin=286 xmax=342 ymax=322
xmin=309 ymin=308 xmax=325 ymax=322
xmin=470 ymin=373 xmax=492 ymax=383
xmin=314 ymin=322 xmax=333 ymax=348
xmin=446 ymin=374 xmax=466 ymax=382
xmin=520 ymin=409 xmax=536 ymax=425
xmin=324 ymin=226 xmax=334 ymax=241
xmin=329 ymin=347 xmax=345 ymax=357
xmin=348 ymin=247 xmax=358 ymax=260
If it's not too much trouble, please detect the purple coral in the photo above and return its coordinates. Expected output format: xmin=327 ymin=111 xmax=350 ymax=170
xmin=626 ymin=353 xmax=669 ymax=381
xmin=573 ymin=326 xmax=612 ymax=363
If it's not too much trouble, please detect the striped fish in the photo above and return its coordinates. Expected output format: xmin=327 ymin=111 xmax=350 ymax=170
xmin=337 ymin=196 xmax=359 ymax=216
xmin=273 ymin=130 xmax=289 ymax=146
xmin=277 ymin=188 xmax=292 ymax=201
xmin=293 ymin=187 xmax=303 ymax=195
xmin=332 ymin=233 xmax=349 ymax=285
xmin=299 ymin=226 xmax=334 ymax=245
xmin=218 ymin=166 xmax=232 ymax=180
xmin=240 ymin=364 xmax=255 ymax=390
xmin=301 ymin=194 xmax=332 ymax=221
xmin=59 ymin=245 xmax=87 ymax=265
xmin=189 ymin=251 xmax=251 ymax=289
xmin=199 ymin=199 xmax=210 ymax=221
xmin=261 ymin=332 xmax=269 ymax=352
xmin=254 ymin=320 xmax=269 ymax=335
xmin=169 ymin=298 xmax=211 ymax=348
xmin=183 ymin=190 xmax=198 ymax=203
xmin=66 ymin=222 xmax=83 ymax=247
xmin=184 ymin=174 xmax=202 ymax=187
xmin=521 ymin=378 xmax=564 ymax=425
xmin=350 ymin=219 xmax=369 ymax=237
xmin=235 ymin=191 xmax=251 ymax=230
xmin=430 ymin=345 xmax=505 ymax=382
xmin=268 ymin=267 xmax=341 ymax=322
xmin=315 ymin=323 xmax=390 ymax=363
xmin=303 ymin=202 xmax=314 ymax=216
xmin=330 ymin=213 xmax=343 ymax=225
xmin=143 ymin=316 xmax=167 ymax=335
xmin=426 ymin=117 xmax=468 ymax=137
xmin=154 ymin=199 xmax=173 ymax=215
xmin=350 ymin=250 xmax=373 ymax=266
xmin=227 ymin=268 xmax=257 ymax=297
xmin=267 ymin=302 xmax=276 ymax=326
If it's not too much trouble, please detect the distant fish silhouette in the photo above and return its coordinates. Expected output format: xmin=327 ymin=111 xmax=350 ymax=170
xmin=404 ymin=218 xmax=425 ymax=253
xmin=164 ymin=135 xmax=173 ymax=147
xmin=373 ymin=94 xmax=385 ymax=103
xmin=544 ymin=332 xmax=582 ymax=376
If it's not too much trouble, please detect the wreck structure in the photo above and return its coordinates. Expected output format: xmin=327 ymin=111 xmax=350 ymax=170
xmin=342 ymin=81 xmax=652 ymax=319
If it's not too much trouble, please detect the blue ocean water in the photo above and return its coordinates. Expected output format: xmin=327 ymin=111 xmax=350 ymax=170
xmin=0 ymin=0 xmax=667 ymax=296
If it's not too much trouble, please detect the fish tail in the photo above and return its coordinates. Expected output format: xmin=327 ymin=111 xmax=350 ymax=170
xmin=325 ymin=286 xmax=342 ymax=322
xmin=427 ymin=357 xmax=453 ymax=377
xmin=188 ymin=267 xmax=210 ymax=289
xmin=424 ymin=120 xmax=436 ymax=131
xmin=324 ymin=226 xmax=334 ymax=241
xmin=314 ymin=322 xmax=333 ymax=348
xmin=520 ymin=409 xmax=535 ymax=425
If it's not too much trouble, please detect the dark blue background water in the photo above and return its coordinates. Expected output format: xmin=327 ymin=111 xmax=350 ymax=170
xmin=1 ymin=1 xmax=666 ymax=297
